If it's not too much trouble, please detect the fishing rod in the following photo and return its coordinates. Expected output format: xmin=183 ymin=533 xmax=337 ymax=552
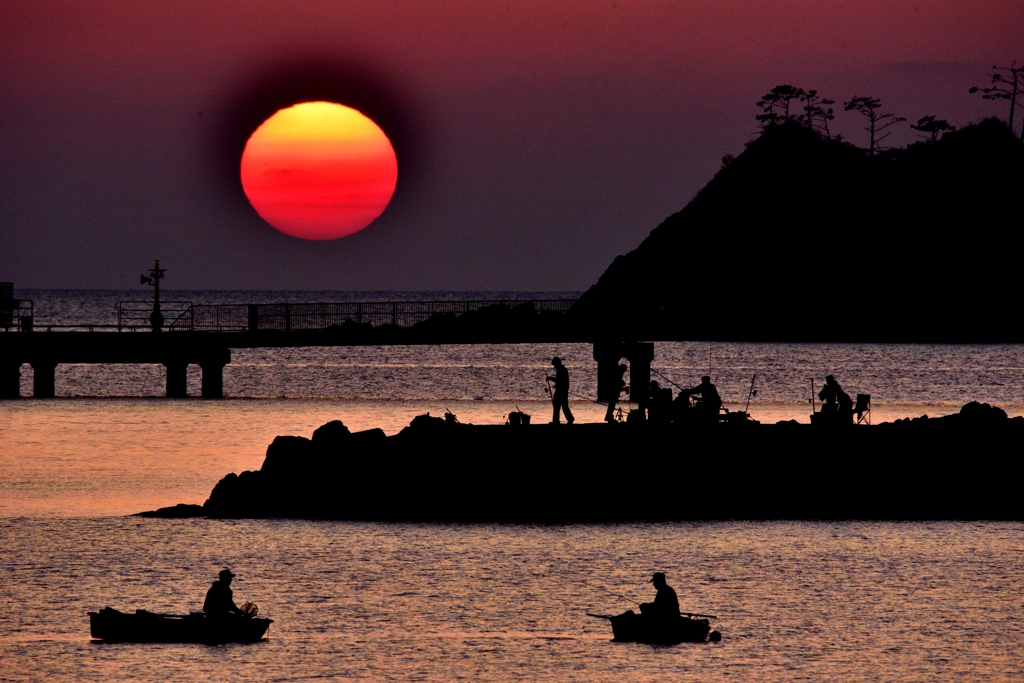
xmin=544 ymin=375 xmax=614 ymax=407
xmin=651 ymin=367 xmax=686 ymax=392
xmin=570 ymin=390 xmax=609 ymax=406
xmin=598 ymin=586 xmax=641 ymax=605
xmin=744 ymin=374 xmax=757 ymax=415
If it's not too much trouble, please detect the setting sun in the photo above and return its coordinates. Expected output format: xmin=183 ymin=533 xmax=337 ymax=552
xmin=240 ymin=101 xmax=398 ymax=240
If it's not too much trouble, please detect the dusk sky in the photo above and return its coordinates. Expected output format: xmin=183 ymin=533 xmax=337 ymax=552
xmin=2 ymin=1 xmax=1021 ymax=290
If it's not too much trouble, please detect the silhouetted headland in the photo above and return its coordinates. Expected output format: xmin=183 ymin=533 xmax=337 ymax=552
xmin=571 ymin=118 xmax=1024 ymax=339
xmin=138 ymin=402 xmax=1024 ymax=522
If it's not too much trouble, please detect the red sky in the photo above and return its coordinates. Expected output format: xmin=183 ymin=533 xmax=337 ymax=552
xmin=2 ymin=1 xmax=1022 ymax=289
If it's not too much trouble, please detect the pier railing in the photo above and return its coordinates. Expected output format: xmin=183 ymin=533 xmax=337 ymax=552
xmin=2 ymin=299 xmax=578 ymax=333
xmin=0 ymin=299 xmax=33 ymax=332
xmin=170 ymin=299 xmax=577 ymax=333
xmin=117 ymin=301 xmax=195 ymax=332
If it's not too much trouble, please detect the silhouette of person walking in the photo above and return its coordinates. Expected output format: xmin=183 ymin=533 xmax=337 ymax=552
xmin=203 ymin=569 xmax=242 ymax=618
xmin=547 ymin=357 xmax=574 ymax=424
xmin=639 ymin=572 xmax=680 ymax=620
xmin=604 ymin=363 xmax=628 ymax=422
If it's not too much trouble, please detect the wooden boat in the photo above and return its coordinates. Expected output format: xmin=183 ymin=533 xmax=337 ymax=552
xmin=89 ymin=607 xmax=272 ymax=643
xmin=589 ymin=610 xmax=718 ymax=644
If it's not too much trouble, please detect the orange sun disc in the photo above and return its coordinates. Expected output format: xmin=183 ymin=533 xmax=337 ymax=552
xmin=240 ymin=101 xmax=398 ymax=240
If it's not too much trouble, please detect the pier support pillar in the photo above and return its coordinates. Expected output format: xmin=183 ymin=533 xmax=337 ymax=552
xmin=200 ymin=362 xmax=224 ymax=399
xmin=199 ymin=349 xmax=230 ymax=399
xmin=31 ymin=359 xmax=57 ymax=398
xmin=593 ymin=341 xmax=654 ymax=420
xmin=625 ymin=343 xmax=654 ymax=418
xmin=1 ymin=363 xmax=20 ymax=399
xmin=165 ymin=362 xmax=188 ymax=398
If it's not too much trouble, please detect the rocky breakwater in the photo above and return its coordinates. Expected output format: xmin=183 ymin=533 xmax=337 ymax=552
xmin=140 ymin=403 xmax=1024 ymax=521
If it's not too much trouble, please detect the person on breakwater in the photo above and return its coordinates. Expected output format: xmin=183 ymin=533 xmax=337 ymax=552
xmin=819 ymin=375 xmax=854 ymax=421
xmin=604 ymin=363 xmax=628 ymax=422
xmin=203 ymin=569 xmax=242 ymax=618
xmin=639 ymin=572 xmax=680 ymax=619
xmin=547 ymin=357 xmax=575 ymax=424
xmin=683 ymin=376 xmax=722 ymax=421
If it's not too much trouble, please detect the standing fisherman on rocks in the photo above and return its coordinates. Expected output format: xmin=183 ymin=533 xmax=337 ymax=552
xmin=604 ymin=363 xmax=628 ymax=423
xmin=547 ymin=357 xmax=575 ymax=424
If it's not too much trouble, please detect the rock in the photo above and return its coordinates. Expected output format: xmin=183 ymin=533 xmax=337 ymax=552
xmin=350 ymin=427 xmax=387 ymax=446
xmin=958 ymin=401 xmax=1007 ymax=423
xmin=134 ymin=503 xmax=206 ymax=518
xmin=203 ymin=470 xmax=265 ymax=517
xmin=144 ymin=402 xmax=1024 ymax=521
xmin=260 ymin=435 xmax=314 ymax=474
xmin=407 ymin=413 xmax=446 ymax=432
xmin=312 ymin=420 xmax=351 ymax=450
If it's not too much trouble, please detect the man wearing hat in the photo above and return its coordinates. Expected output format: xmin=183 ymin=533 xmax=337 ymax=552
xmin=639 ymin=572 xmax=680 ymax=620
xmin=546 ymin=356 xmax=574 ymax=424
xmin=203 ymin=568 xmax=242 ymax=618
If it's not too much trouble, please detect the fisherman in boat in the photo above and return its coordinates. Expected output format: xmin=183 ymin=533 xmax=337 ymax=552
xmin=203 ymin=569 xmax=242 ymax=618
xmin=547 ymin=357 xmax=575 ymax=424
xmin=683 ymin=376 xmax=722 ymax=422
xmin=604 ymin=363 xmax=628 ymax=423
xmin=639 ymin=572 xmax=680 ymax=620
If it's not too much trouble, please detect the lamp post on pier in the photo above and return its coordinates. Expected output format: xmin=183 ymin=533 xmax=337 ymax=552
xmin=141 ymin=260 xmax=166 ymax=333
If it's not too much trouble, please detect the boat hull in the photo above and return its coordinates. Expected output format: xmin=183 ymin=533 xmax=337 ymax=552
xmin=89 ymin=607 xmax=272 ymax=643
xmin=609 ymin=611 xmax=710 ymax=644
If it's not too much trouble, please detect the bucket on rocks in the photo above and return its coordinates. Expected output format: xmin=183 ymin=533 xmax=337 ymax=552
xmin=507 ymin=411 xmax=531 ymax=426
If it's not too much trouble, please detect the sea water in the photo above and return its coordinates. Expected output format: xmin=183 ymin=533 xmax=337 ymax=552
xmin=0 ymin=520 xmax=1021 ymax=682
xmin=1 ymin=291 xmax=1023 ymax=680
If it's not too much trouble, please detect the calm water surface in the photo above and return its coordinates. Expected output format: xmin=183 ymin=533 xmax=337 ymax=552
xmin=2 ymin=291 xmax=1023 ymax=680
xmin=0 ymin=520 xmax=1021 ymax=682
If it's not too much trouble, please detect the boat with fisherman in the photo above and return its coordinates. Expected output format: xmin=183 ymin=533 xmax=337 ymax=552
xmin=588 ymin=610 xmax=720 ymax=644
xmin=588 ymin=573 xmax=722 ymax=644
xmin=90 ymin=569 xmax=272 ymax=643
xmin=89 ymin=606 xmax=272 ymax=643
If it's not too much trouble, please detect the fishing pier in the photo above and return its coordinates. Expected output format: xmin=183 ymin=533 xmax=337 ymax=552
xmin=0 ymin=288 xmax=660 ymax=402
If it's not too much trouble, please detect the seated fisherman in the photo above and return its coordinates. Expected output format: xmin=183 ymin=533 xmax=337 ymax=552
xmin=639 ymin=572 xmax=680 ymax=620
xmin=203 ymin=568 xmax=242 ymax=618
xmin=687 ymin=376 xmax=722 ymax=420
xmin=818 ymin=375 xmax=841 ymax=413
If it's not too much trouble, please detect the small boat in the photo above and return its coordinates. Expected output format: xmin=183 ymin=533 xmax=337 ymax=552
xmin=89 ymin=607 xmax=273 ymax=643
xmin=588 ymin=610 xmax=719 ymax=644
